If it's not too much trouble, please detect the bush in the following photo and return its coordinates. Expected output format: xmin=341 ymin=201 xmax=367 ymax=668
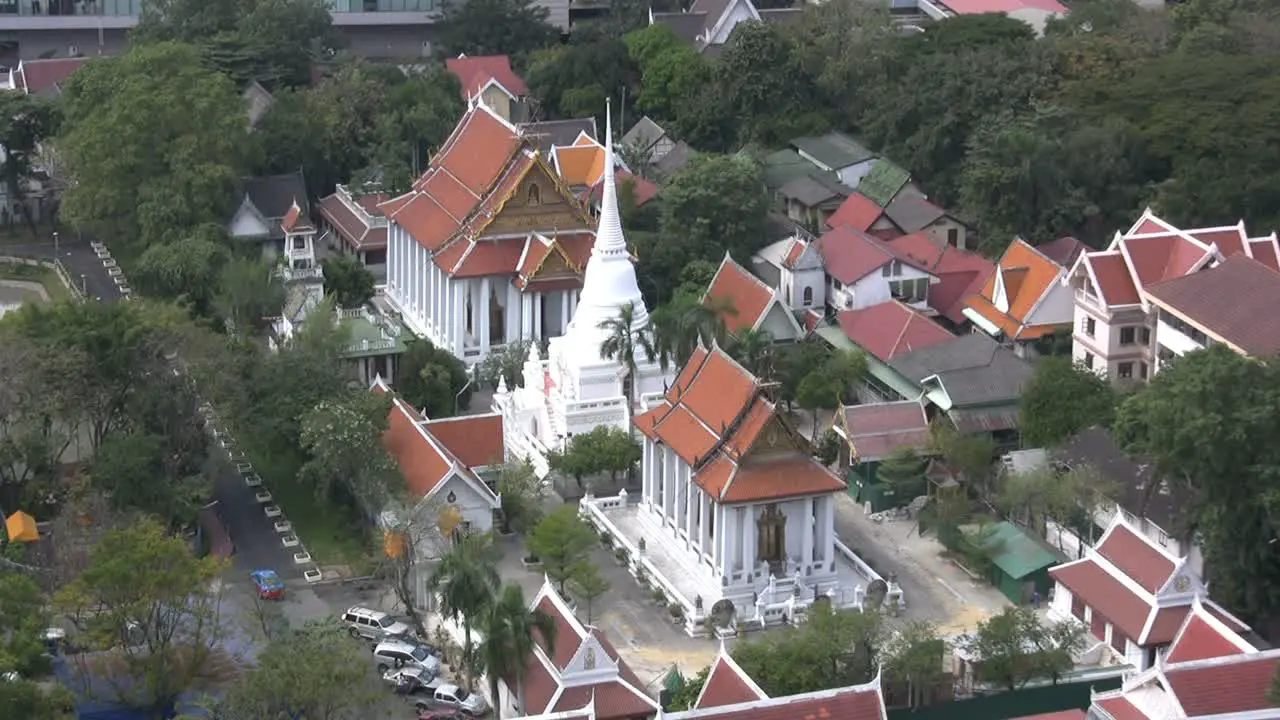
xmin=600 ymin=532 xmax=613 ymax=548
xmin=614 ymin=547 xmax=629 ymax=564
xmin=652 ymin=587 xmax=667 ymax=604
xmin=668 ymin=603 xmax=685 ymax=619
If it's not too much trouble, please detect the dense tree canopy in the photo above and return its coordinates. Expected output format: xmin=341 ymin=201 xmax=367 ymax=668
xmin=1018 ymin=356 xmax=1117 ymax=448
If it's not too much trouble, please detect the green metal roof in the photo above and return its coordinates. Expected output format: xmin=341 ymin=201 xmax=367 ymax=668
xmin=857 ymin=159 xmax=911 ymax=208
xmin=979 ymin=521 xmax=1063 ymax=581
xmin=761 ymin=149 xmax=817 ymax=191
xmin=340 ymin=310 xmax=410 ymax=358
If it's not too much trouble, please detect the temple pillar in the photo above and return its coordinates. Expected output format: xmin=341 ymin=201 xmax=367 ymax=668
xmin=802 ymin=497 xmax=815 ymax=566
xmin=560 ymin=290 xmax=570 ymax=334
xmin=480 ymin=277 xmax=491 ymax=353
xmin=742 ymin=505 xmax=755 ymax=578
xmin=684 ymin=480 xmax=694 ymax=549
xmin=533 ymin=292 xmax=543 ymax=340
xmin=823 ymin=496 xmax=835 ymax=568
xmin=698 ymin=491 xmax=708 ymax=555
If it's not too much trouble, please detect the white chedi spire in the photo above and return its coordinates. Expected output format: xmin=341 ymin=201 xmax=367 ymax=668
xmin=562 ymin=100 xmax=651 ymax=350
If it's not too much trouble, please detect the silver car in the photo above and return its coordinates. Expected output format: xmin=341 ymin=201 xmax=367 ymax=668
xmin=373 ymin=639 xmax=442 ymax=677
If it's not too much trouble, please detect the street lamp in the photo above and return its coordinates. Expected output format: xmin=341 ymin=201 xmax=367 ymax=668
xmin=52 ymin=231 xmax=58 ymax=255
xmin=79 ymin=273 xmax=86 ymax=295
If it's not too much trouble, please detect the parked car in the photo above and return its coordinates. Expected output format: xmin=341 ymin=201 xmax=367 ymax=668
xmin=383 ymin=666 xmax=442 ymax=696
xmin=384 ymin=632 xmax=438 ymax=655
xmin=341 ymin=605 xmax=412 ymax=641
xmin=373 ymin=638 xmax=442 ymax=676
xmin=431 ymin=683 xmax=487 ymax=717
xmin=250 ymin=570 xmax=285 ymax=600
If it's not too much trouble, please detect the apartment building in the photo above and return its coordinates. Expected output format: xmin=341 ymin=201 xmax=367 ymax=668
xmin=1065 ymin=209 xmax=1280 ymax=384
xmin=0 ymin=0 xmax=570 ymax=62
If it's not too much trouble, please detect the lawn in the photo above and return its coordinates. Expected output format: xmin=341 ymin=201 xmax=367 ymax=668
xmin=0 ymin=260 xmax=72 ymax=302
xmin=235 ymin=436 xmax=371 ymax=569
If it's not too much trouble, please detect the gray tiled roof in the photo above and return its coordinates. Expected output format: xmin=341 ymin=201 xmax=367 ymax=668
xmin=621 ymin=116 xmax=667 ymax=153
xmin=653 ymin=141 xmax=696 ymax=180
xmin=1053 ymin=426 xmax=1188 ymax=535
xmin=778 ymin=172 xmax=851 ymax=207
xmin=890 ymin=333 xmax=1033 ymax=407
xmin=519 ymin=117 xmax=598 ymax=155
xmin=883 ymin=187 xmax=947 ymax=233
xmin=652 ymin=11 xmax=710 ymax=43
xmin=242 ymin=170 xmax=308 ymax=222
xmin=792 ymin=132 xmax=875 ymax=171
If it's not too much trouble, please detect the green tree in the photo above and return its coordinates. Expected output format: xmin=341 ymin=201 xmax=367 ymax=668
xmin=439 ymin=0 xmax=560 ymax=57
xmin=131 ymin=227 xmax=231 ymax=317
xmin=0 ymin=679 xmax=74 ymax=720
xmin=0 ymin=573 xmax=51 ymax=679
xmin=659 ymin=154 xmax=769 ymax=263
xmin=648 ymin=292 xmax=732 ymax=371
xmin=929 ymin=423 xmax=996 ymax=497
xmin=1113 ymin=346 xmax=1280 ymax=625
xmin=883 ymin=619 xmax=946 ymax=710
xmin=213 ymin=256 xmax=286 ymax=335
xmin=964 ymin=606 xmax=1085 ymax=691
xmin=876 ymin=447 xmax=928 ymax=502
xmin=217 ymin=619 xmax=380 ymax=720
xmin=1019 ymin=356 xmax=1117 ymax=448
xmin=796 ymin=350 xmax=867 ymax=440
xmin=728 ymin=328 xmax=775 ymax=378
xmin=321 ymin=255 xmax=376 ymax=308
xmin=90 ymin=432 xmax=209 ymax=530
xmin=427 ymin=535 xmax=501 ymax=691
xmin=527 ymin=505 xmax=597 ymax=594
xmin=479 ymin=583 xmax=556 ymax=715
xmin=549 ymin=426 xmax=642 ymax=491
xmin=714 ymin=21 xmax=829 ymax=149
xmin=396 ymin=340 xmax=473 ymax=417
xmin=54 ymin=520 xmax=230 ymax=717
xmin=733 ymin=604 xmax=884 ymax=697
xmin=568 ymin=562 xmax=611 ymax=625
xmin=598 ymin=301 xmax=657 ymax=422
xmin=362 ymin=66 xmax=466 ymax=193
xmin=298 ymin=390 xmax=401 ymax=518
xmin=58 ymin=42 xmax=247 ymax=253
xmin=526 ymin=37 xmax=638 ymax=123
xmin=479 ymin=339 xmax=532 ymax=391
xmin=667 ymin=665 xmax=710 ymax=711
xmin=0 ymin=93 xmax=60 ymax=235
xmin=624 ymin=25 xmax=709 ymax=125
xmin=498 ymin=460 xmax=546 ymax=535
xmin=775 ymin=341 xmax=831 ymax=413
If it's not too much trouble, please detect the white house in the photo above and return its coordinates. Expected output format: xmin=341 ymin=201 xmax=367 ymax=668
xmin=816 ymin=226 xmax=937 ymax=313
xmin=962 ymin=238 xmax=1074 ymax=358
xmin=373 ymin=377 xmax=503 ymax=608
xmin=227 ymin=170 xmax=312 ymax=259
xmin=753 ymin=234 xmax=826 ymax=313
xmin=579 ymin=345 xmax=899 ymax=636
xmin=492 ymin=106 xmax=674 ymax=474
xmin=702 ymin=253 xmax=804 ymax=341
xmin=380 ymin=100 xmax=597 ymax=364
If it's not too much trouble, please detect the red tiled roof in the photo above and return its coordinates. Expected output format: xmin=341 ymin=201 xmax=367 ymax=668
xmin=445 ymin=54 xmax=529 ymax=99
xmin=696 ymin=653 xmax=767 ymax=709
xmin=589 ymin=169 xmax=661 ymax=208
xmin=816 ymin=226 xmax=897 ymax=284
xmin=634 ymin=347 xmax=845 ymax=503
xmin=1164 ymin=653 xmax=1280 ymax=716
xmin=1186 ymin=224 xmax=1248 ymax=258
xmin=1249 ymin=238 xmax=1280 ymax=270
xmin=1145 ymin=606 xmax=1191 ymax=645
xmin=451 ymin=238 xmax=525 ymax=277
xmin=827 ymin=192 xmax=885 ymax=233
xmin=704 ymin=255 xmax=775 ymax=334
xmin=15 ymin=56 xmax=89 ymax=95
xmin=1049 ymin=560 xmax=1151 ymax=642
xmin=1086 ymin=253 xmax=1141 ymax=306
xmin=1145 ymin=254 xmax=1280 ymax=358
xmin=835 ymin=300 xmax=953 ymax=362
xmin=1094 ymin=696 xmax=1148 ymax=720
xmin=840 ymin=401 xmax=931 ymax=461
xmin=381 ymin=395 xmax=452 ymax=497
xmin=281 ymin=199 xmax=313 ymax=234
xmin=1095 ymin=524 xmax=1176 ymax=593
xmin=681 ymin=682 xmax=886 ymax=720
xmin=1167 ymin=614 xmax=1249 ymax=664
xmin=783 ymin=238 xmax=807 ymax=269
xmin=422 ymin=414 xmax=504 ymax=468
xmin=1035 ymin=236 xmax=1088 ymax=267
xmin=318 ymin=193 xmax=388 ymax=251
xmin=882 ymin=233 xmax=994 ymax=324
xmin=1124 ymin=234 xmax=1212 ymax=286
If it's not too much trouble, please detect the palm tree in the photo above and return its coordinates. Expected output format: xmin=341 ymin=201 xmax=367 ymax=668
xmin=728 ymin=328 xmax=774 ymax=377
xmin=649 ymin=293 xmax=734 ymax=371
xmin=426 ymin=534 xmax=500 ymax=690
xmin=479 ymin=583 xmax=557 ymax=718
xmin=598 ymin=301 xmax=657 ymax=422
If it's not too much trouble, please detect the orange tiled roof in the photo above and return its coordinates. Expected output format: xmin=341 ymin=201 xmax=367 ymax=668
xmin=634 ymin=347 xmax=846 ymax=503
xmin=445 ymin=54 xmax=528 ymax=99
xmin=587 ymin=169 xmax=661 ymax=208
xmin=422 ymin=414 xmax=505 ymax=468
xmin=695 ymin=652 xmax=767 ymax=709
xmin=281 ymin=199 xmax=313 ymax=234
xmin=964 ymin=238 xmax=1066 ymax=340
xmin=703 ymin=254 xmax=776 ymax=335
xmin=553 ymin=142 xmax=608 ymax=187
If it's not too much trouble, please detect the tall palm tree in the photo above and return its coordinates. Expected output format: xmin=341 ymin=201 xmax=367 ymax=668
xmin=729 ymin=328 xmax=775 ymax=377
xmin=426 ymin=534 xmax=500 ymax=690
xmin=598 ymin=301 xmax=657 ymax=422
xmin=649 ymin=294 xmax=734 ymax=371
xmin=479 ymin=583 xmax=557 ymax=717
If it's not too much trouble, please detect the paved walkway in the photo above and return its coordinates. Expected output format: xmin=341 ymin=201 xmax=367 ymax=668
xmin=833 ymin=492 xmax=1011 ymax=633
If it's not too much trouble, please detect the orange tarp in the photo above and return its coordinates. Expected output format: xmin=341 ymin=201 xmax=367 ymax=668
xmin=6 ymin=510 xmax=38 ymax=542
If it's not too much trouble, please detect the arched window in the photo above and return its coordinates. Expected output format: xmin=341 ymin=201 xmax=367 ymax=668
xmin=528 ymin=184 xmax=541 ymax=206
xmin=802 ymin=286 xmax=813 ymax=306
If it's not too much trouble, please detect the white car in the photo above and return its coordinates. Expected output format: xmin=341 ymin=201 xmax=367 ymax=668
xmin=373 ymin=638 xmax=441 ymax=676
xmin=341 ymin=605 xmax=412 ymax=642
xmin=432 ymin=683 xmax=487 ymax=716
xmin=383 ymin=666 xmax=442 ymax=694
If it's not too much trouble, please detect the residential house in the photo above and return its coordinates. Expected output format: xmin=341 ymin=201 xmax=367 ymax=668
xmin=662 ymin=643 xmax=887 ymax=719
xmin=1065 ymin=209 xmax=1278 ymax=385
xmin=374 ymin=377 xmax=503 ymax=607
xmin=777 ymin=172 xmax=852 ymax=229
xmin=520 ymin=117 xmax=599 ymax=156
xmin=1087 ymin=597 xmax=1279 ymax=719
xmin=317 ymin=183 xmax=390 ymax=273
xmin=889 ymin=333 xmax=1034 ymax=446
xmin=1048 ymin=426 xmax=1203 ymax=576
xmin=828 ymin=187 xmax=970 ymax=251
xmin=379 ymin=101 xmax=598 ymax=364
xmin=702 ymin=253 xmax=803 ymax=342
xmin=881 ymin=232 xmax=995 ymax=326
xmin=243 ymin=80 xmax=274 ymax=129
xmin=652 ymin=140 xmax=696 ymax=180
xmin=1145 ymin=254 xmax=1280 ymax=374
xmin=620 ymin=115 xmax=676 ymax=165
xmin=791 ymin=132 xmax=878 ymax=188
xmin=549 ymin=132 xmax=660 ymax=213
xmin=649 ymin=0 xmax=801 ymax=55
xmin=497 ymin=580 xmax=660 ymax=720
xmin=581 ymin=345 xmax=897 ymax=635
xmin=832 ymin=400 xmax=933 ymax=513
xmin=5 ymin=56 xmax=88 ymax=96
xmin=1048 ymin=514 xmax=1254 ymax=673
xmin=963 ymin=238 xmax=1074 ymax=358
xmin=445 ymin=54 xmax=529 ymax=123
xmin=815 ymin=227 xmax=938 ymax=313
xmin=752 ymin=233 xmax=825 ymax=313
xmin=228 ymin=170 xmax=312 ymax=259
xmin=811 ymin=299 xmax=954 ymax=403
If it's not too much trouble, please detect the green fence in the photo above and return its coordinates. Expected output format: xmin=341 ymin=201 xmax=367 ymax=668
xmin=887 ymin=676 xmax=1122 ymax=720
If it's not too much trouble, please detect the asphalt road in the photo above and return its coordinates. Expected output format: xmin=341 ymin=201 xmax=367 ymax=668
xmin=209 ymin=442 xmax=304 ymax=580
xmin=2 ymin=234 xmax=124 ymax=303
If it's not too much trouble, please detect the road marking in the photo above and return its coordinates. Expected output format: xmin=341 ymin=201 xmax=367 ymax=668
xmin=936 ymin=576 xmax=965 ymax=602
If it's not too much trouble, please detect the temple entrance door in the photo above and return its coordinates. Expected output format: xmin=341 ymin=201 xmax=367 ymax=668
xmin=489 ymin=285 xmax=505 ymax=346
xmin=757 ymin=504 xmax=786 ymax=576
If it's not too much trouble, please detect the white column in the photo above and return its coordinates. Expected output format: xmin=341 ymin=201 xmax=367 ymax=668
xmin=698 ymin=492 xmax=708 ymax=555
xmin=742 ymin=505 xmax=755 ymax=577
xmin=479 ymin=277 xmax=491 ymax=353
xmin=823 ymin=496 xmax=835 ymax=569
xmin=560 ymin=291 xmax=569 ymax=333
xmin=411 ymin=245 xmax=420 ymax=313
xmin=568 ymin=288 xmax=577 ymax=318
xmin=521 ymin=293 xmax=532 ymax=340
xmin=533 ymin=292 xmax=543 ymax=340
xmin=713 ymin=504 xmax=725 ymax=575
xmin=802 ymin=497 xmax=815 ymax=567
xmin=433 ymin=264 xmax=442 ymax=333
xmin=684 ymin=481 xmax=694 ymax=549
